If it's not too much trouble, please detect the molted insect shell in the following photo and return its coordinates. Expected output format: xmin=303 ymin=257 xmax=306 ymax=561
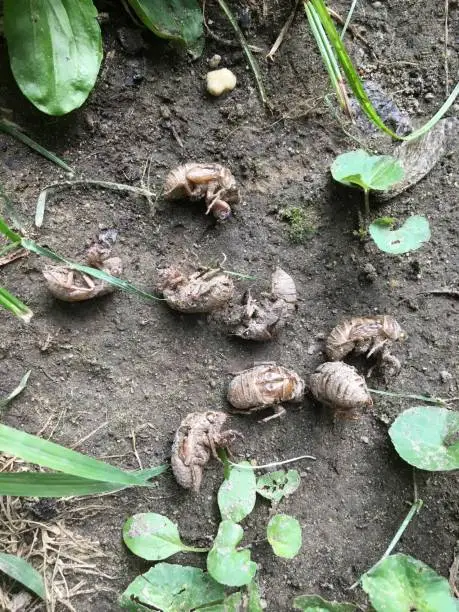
xmin=164 ymin=163 xmax=234 ymax=200
xmin=325 ymin=315 xmax=404 ymax=360
xmin=157 ymin=267 xmax=234 ymax=313
xmin=309 ymin=361 xmax=373 ymax=413
xmin=171 ymin=411 xmax=241 ymax=492
xmin=227 ymin=364 xmax=305 ymax=410
xmin=271 ymin=267 xmax=297 ymax=311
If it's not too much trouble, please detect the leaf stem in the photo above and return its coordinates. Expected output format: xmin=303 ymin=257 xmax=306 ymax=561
xmin=363 ymin=188 xmax=370 ymax=218
xmin=183 ymin=545 xmax=210 ymax=553
xmin=229 ymin=455 xmax=316 ymax=470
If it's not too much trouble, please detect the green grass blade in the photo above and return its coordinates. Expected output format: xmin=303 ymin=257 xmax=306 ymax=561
xmin=135 ymin=465 xmax=169 ymax=480
xmin=0 ymin=119 xmax=74 ymax=174
xmin=0 ymin=370 xmax=31 ymax=408
xmin=0 ymin=552 xmax=46 ymax=600
xmin=0 ymin=472 xmax=130 ymax=497
xmin=21 ymin=239 xmax=164 ymax=301
xmin=0 ymin=216 xmax=21 ymax=243
xmin=404 ymin=80 xmax=459 ymax=141
xmin=340 ymin=0 xmax=358 ymax=39
xmin=0 ymin=287 xmax=33 ymax=322
xmin=0 ymin=423 xmax=149 ymax=485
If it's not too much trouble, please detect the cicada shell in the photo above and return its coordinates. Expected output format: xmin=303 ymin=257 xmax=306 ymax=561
xmin=157 ymin=266 xmax=234 ymax=313
xmin=309 ymin=361 xmax=373 ymax=415
xmin=271 ymin=267 xmax=297 ymax=312
xmin=171 ymin=411 xmax=242 ymax=492
xmin=227 ymin=363 xmax=305 ymax=411
xmin=326 ymin=315 xmax=404 ymax=361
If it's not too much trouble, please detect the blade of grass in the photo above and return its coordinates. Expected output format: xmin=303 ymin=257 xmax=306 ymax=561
xmin=22 ymin=239 xmax=164 ymax=302
xmin=0 ymin=423 xmax=156 ymax=486
xmin=0 ymin=287 xmax=33 ymax=322
xmin=0 ymin=118 xmax=74 ymax=174
xmin=0 ymin=553 xmax=46 ymax=600
xmin=0 ymin=217 xmax=21 ymax=243
xmin=368 ymin=388 xmax=448 ymax=406
xmin=0 ymin=473 xmax=131 ymax=497
xmin=0 ymin=370 xmax=31 ymax=408
xmin=340 ymin=0 xmax=359 ymax=39
xmin=216 ymin=0 xmax=269 ymax=107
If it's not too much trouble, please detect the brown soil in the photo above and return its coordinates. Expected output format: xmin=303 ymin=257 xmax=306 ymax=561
xmin=0 ymin=1 xmax=458 ymax=610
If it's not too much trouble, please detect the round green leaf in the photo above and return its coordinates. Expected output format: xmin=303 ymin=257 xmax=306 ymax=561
xmin=369 ymin=215 xmax=431 ymax=255
xmin=267 ymin=514 xmax=302 ymax=559
xmin=218 ymin=461 xmax=256 ymax=523
xmin=361 ymin=553 xmax=457 ymax=612
xmin=4 ymin=0 xmax=103 ymax=115
xmin=293 ymin=594 xmax=357 ymax=611
xmin=123 ymin=513 xmax=186 ymax=561
xmin=389 ymin=406 xmax=459 ymax=471
xmin=198 ymin=592 xmax=243 ymax=611
xmin=256 ymin=470 xmax=300 ymax=503
xmin=119 ymin=563 xmax=225 ymax=611
xmin=207 ymin=520 xmax=257 ymax=587
xmin=331 ymin=150 xmax=404 ymax=192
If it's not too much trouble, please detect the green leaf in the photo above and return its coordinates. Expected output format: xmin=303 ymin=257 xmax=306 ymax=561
xmin=125 ymin=0 xmax=204 ymax=57
xmin=389 ymin=406 xmax=459 ymax=471
xmin=266 ymin=514 xmax=302 ymax=559
xmin=0 ymin=472 xmax=131 ymax=497
xmin=0 ymin=553 xmax=46 ymax=600
xmin=247 ymin=579 xmax=264 ymax=611
xmin=0 ymin=423 xmax=154 ymax=486
xmin=0 ymin=370 xmax=30 ymax=409
xmin=256 ymin=470 xmax=300 ymax=503
xmin=4 ymin=0 xmax=103 ymax=115
xmin=369 ymin=216 xmax=431 ymax=255
xmin=120 ymin=563 xmax=225 ymax=611
xmin=123 ymin=513 xmax=208 ymax=561
xmin=331 ymin=150 xmax=404 ymax=192
xmin=198 ymin=592 xmax=243 ymax=611
xmin=0 ymin=287 xmax=32 ymax=322
xmin=218 ymin=461 xmax=256 ymax=523
xmin=293 ymin=594 xmax=357 ymax=611
xmin=361 ymin=553 xmax=457 ymax=612
xmin=207 ymin=521 xmax=257 ymax=587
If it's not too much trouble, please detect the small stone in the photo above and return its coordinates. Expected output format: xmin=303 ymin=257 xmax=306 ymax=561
xmin=424 ymin=92 xmax=435 ymax=101
xmin=360 ymin=436 xmax=370 ymax=444
xmin=208 ymin=54 xmax=222 ymax=69
xmin=440 ymin=370 xmax=453 ymax=383
xmin=206 ymin=68 xmax=237 ymax=96
xmin=372 ymin=1 xmax=382 ymax=7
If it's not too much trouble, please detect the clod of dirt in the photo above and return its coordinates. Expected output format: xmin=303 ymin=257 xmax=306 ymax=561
xmin=156 ymin=266 xmax=234 ymax=313
xmin=208 ymin=54 xmax=222 ymax=69
xmin=171 ymin=411 xmax=242 ymax=492
xmin=227 ymin=363 xmax=305 ymax=421
xmin=214 ymin=268 xmax=297 ymax=341
xmin=163 ymin=163 xmax=240 ymax=220
xmin=325 ymin=315 xmax=404 ymax=375
xmin=43 ymin=243 xmax=122 ymax=302
xmin=309 ymin=361 xmax=373 ymax=417
xmin=206 ymin=68 xmax=237 ymax=96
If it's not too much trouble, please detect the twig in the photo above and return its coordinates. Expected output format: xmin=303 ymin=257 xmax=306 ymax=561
xmin=0 ymin=247 xmax=28 ymax=267
xmin=70 ymin=422 xmax=109 ymax=450
xmin=368 ymin=387 xmax=448 ymax=406
xmin=328 ymin=8 xmax=374 ymax=55
xmin=229 ymin=454 xmax=316 ymax=470
xmin=445 ymin=0 xmax=450 ymax=96
xmin=422 ymin=288 xmax=459 ymax=298
xmin=130 ymin=429 xmax=143 ymax=470
xmin=267 ymin=0 xmax=299 ymax=61
xmin=216 ymin=0 xmax=269 ymax=107
xmin=202 ymin=0 xmax=263 ymax=52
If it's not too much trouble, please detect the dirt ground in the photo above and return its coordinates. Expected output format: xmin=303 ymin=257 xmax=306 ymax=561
xmin=0 ymin=0 xmax=458 ymax=610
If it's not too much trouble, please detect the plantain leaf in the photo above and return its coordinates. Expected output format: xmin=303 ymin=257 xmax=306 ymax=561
xmin=369 ymin=216 xmax=431 ymax=255
xmin=0 ymin=553 xmax=46 ymax=600
xmin=4 ymin=0 xmax=103 ymax=115
xmin=125 ymin=0 xmax=204 ymax=57
xmin=207 ymin=521 xmax=257 ymax=587
xmin=218 ymin=461 xmax=256 ymax=523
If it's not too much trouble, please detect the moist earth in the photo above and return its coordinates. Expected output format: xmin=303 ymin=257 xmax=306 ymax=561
xmin=0 ymin=0 xmax=458 ymax=610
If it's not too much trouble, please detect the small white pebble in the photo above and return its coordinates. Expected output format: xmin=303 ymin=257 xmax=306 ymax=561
xmin=206 ymin=68 xmax=237 ymax=96
xmin=208 ymin=54 xmax=221 ymax=69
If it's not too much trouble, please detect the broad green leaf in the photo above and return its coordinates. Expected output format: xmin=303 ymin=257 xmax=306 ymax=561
xmin=267 ymin=514 xmax=302 ymax=559
xmin=119 ymin=563 xmax=225 ymax=611
xmin=126 ymin=0 xmax=204 ymax=57
xmin=293 ymin=594 xmax=357 ymax=611
xmin=199 ymin=592 xmax=243 ymax=611
xmin=361 ymin=553 xmax=457 ymax=612
xmin=207 ymin=521 xmax=257 ymax=587
xmin=331 ymin=150 xmax=404 ymax=192
xmin=0 ymin=287 xmax=32 ymax=322
xmin=369 ymin=216 xmax=431 ymax=255
xmin=247 ymin=579 xmax=264 ymax=611
xmin=218 ymin=461 xmax=256 ymax=523
xmin=389 ymin=406 xmax=459 ymax=471
xmin=123 ymin=513 xmax=207 ymax=561
xmin=256 ymin=470 xmax=300 ymax=503
xmin=4 ymin=0 xmax=102 ymax=115
xmin=0 ymin=370 xmax=30 ymax=408
xmin=0 ymin=553 xmax=46 ymax=600
xmin=0 ymin=423 xmax=154 ymax=486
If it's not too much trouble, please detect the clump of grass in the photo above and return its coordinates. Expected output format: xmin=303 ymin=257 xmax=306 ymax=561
xmin=279 ymin=206 xmax=315 ymax=243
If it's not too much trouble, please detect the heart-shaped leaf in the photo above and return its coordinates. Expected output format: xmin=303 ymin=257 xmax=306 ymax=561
xmin=218 ymin=461 xmax=256 ymax=523
xmin=119 ymin=563 xmax=225 ymax=611
xmin=369 ymin=215 xmax=431 ymax=254
xmin=123 ymin=513 xmax=207 ymax=561
xmin=293 ymin=594 xmax=357 ymax=611
xmin=267 ymin=514 xmax=302 ymax=559
xmin=331 ymin=150 xmax=404 ymax=192
xmin=256 ymin=470 xmax=300 ymax=503
xmin=389 ymin=406 xmax=459 ymax=471
xmin=207 ymin=520 xmax=257 ymax=587
xmin=361 ymin=553 xmax=457 ymax=612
